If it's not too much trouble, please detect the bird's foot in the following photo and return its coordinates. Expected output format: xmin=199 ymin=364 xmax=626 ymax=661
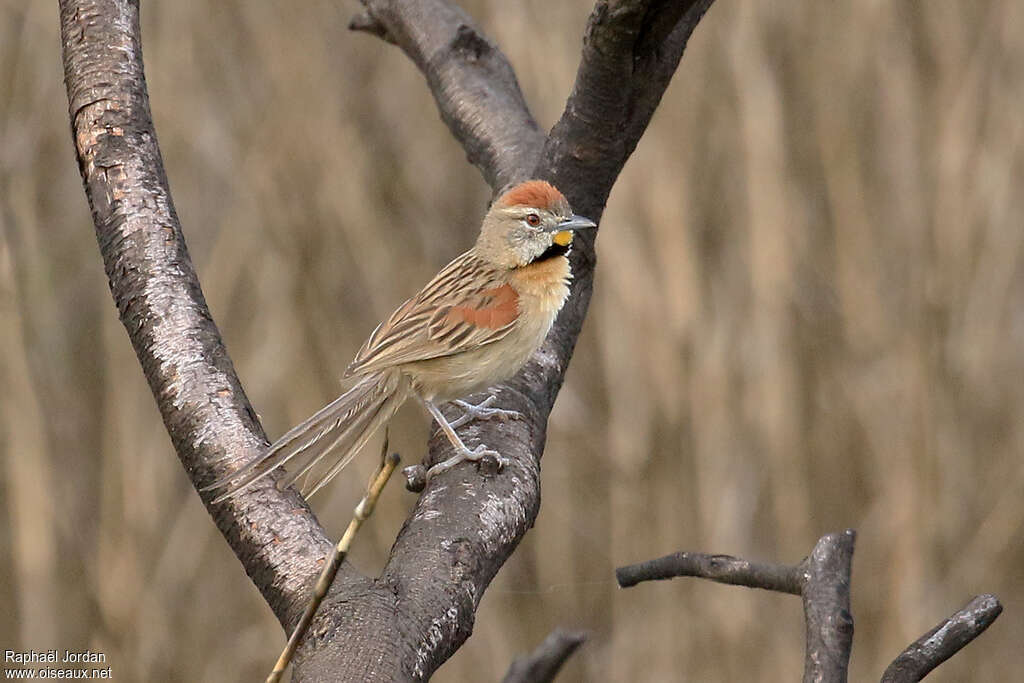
xmin=449 ymin=395 xmax=522 ymax=429
xmin=425 ymin=443 xmax=509 ymax=481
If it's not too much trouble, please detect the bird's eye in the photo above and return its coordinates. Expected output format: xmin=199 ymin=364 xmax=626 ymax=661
xmin=525 ymin=213 xmax=541 ymax=227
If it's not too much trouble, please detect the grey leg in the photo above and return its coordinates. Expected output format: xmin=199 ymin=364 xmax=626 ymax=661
xmin=421 ymin=399 xmax=509 ymax=479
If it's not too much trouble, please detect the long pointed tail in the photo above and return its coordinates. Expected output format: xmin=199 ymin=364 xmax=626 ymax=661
xmin=206 ymin=370 xmax=407 ymax=502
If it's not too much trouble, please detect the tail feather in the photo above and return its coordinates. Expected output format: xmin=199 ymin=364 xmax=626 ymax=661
xmin=277 ymin=387 xmax=387 ymax=492
xmin=208 ymin=370 xmax=405 ymax=503
xmin=300 ymin=386 xmax=406 ymax=498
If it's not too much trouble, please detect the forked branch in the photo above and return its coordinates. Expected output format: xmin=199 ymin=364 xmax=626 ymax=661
xmin=351 ymin=0 xmax=545 ymax=190
xmin=59 ymin=0 xmax=717 ymax=679
xmin=618 ymin=531 xmax=1002 ymax=683
xmin=619 ymin=530 xmax=855 ymax=683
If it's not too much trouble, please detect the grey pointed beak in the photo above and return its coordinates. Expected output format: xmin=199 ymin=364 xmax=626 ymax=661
xmin=557 ymin=214 xmax=597 ymax=231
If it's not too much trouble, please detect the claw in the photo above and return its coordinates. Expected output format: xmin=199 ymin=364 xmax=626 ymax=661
xmin=449 ymin=395 xmax=522 ymax=429
xmin=420 ymin=398 xmax=511 ymax=481
xmin=425 ymin=443 xmax=508 ymax=480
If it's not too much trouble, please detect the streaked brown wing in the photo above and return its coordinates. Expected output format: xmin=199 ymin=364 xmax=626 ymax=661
xmin=345 ymin=251 xmax=519 ymax=377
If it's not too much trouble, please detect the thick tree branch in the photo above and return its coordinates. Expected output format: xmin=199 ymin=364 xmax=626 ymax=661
xmin=536 ymin=0 xmax=715 ymax=219
xmin=352 ymin=0 xmax=546 ymax=190
xmin=881 ymin=594 xmax=1003 ymax=683
xmin=60 ymin=0 xmax=717 ymax=680
xmin=502 ymin=629 xmax=587 ymax=683
xmin=58 ymin=0 xmax=340 ymax=629
xmin=290 ymin=4 xmax=717 ymax=679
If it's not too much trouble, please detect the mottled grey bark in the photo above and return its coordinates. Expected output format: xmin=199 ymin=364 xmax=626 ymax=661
xmin=58 ymin=0 xmax=338 ymax=630
xmin=58 ymin=0 xmax=716 ymax=679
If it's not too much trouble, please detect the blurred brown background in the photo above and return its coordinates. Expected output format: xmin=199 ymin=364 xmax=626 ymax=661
xmin=2 ymin=1 xmax=1022 ymax=680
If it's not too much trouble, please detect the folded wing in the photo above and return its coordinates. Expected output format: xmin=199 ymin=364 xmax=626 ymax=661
xmin=346 ymin=251 xmax=519 ymax=377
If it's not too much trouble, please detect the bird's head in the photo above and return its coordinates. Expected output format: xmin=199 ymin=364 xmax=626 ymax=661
xmin=475 ymin=180 xmax=597 ymax=268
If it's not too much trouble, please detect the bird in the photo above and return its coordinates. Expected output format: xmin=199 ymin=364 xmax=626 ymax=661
xmin=207 ymin=180 xmax=596 ymax=502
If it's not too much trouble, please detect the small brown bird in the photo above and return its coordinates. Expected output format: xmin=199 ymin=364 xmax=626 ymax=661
xmin=209 ymin=180 xmax=595 ymax=501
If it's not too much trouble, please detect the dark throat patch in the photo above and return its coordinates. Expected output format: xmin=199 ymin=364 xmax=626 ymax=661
xmin=531 ymin=241 xmax=569 ymax=264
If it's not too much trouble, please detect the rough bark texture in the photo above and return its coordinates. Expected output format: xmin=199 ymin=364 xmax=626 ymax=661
xmin=58 ymin=0 xmax=338 ymax=630
xmin=59 ymin=0 xmax=716 ymax=679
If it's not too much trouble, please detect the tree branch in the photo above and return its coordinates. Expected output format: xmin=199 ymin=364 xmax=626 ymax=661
xmin=502 ymin=629 xmax=587 ymax=683
xmin=617 ymin=531 xmax=856 ymax=683
xmin=351 ymin=0 xmax=546 ymax=190
xmin=800 ymin=531 xmax=856 ymax=683
xmin=289 ymin=5 xmax=716 ymax=679
xmin=60 ymin=0 xmax=717 ymax=680
xmin=616 ymin=551 xmax=803 ymax=594
xmin=881 ymin=594 xmax=1003 ymax=683
xmin=612 ymin=533 xmax=1005 ymax=682
xmin=536 ymin=0 xmax=716 ymax=218
xmin=58 ymin=0 xmax=339 ymax=629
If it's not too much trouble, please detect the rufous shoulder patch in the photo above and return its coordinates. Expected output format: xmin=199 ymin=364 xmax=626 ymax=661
xmin=497 ymin=180 xmax=567 ymax=212
xmin=445 ymin=284 xmax=519 ymax=330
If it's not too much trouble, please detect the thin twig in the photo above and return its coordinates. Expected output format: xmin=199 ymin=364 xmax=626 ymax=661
xmin=266 ymin=437 xmax=401 ymax=683
xmin=880 ymin=594 xmax=1003 ymax=683
xmin=501 ymin=629 xmax=587 ymax=683
xmin=616 ymin=551 xmax=802 ymax=594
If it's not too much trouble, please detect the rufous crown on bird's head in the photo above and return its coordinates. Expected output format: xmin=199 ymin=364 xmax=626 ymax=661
xmin=496 ymin=180 xmax=571 ymax=215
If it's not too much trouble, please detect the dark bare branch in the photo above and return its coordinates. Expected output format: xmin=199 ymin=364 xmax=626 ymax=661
xmin=536 ymin=0 xmax=716 ymax=219
xmin=615 ymin=531 xmax=856 ymax=683
xmin=349 ymin=11 xmax=394 ymax=44
xmin=624 ymin=0 xmax=717 ymax=145
xmin=616 ymin=551 xmax=802 ymax=594
xmin=616 ymin=532 xmax=1001 ymax=682
xmin=351 ymin=0 xmax=546 ymax=190
xmin=58 ymin=0 xmax=338 ymax=629
xmin=880 ymin=594 xmax=1003 ymax=683
xmin=502 ymin=629 xmax=587 ymax=683
xmin=60 ymin=2 xmax=1011 ymax=681
xmin=799 ymin=530 xmax=856 ymax=683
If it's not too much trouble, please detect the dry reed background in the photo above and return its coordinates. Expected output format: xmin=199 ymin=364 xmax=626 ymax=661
xmin=2 ymin=1 xmax=1022 ymax=681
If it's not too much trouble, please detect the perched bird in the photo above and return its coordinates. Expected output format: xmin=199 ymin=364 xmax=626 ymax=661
xmin=208 ymin=180 xmax=596 ymax=502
